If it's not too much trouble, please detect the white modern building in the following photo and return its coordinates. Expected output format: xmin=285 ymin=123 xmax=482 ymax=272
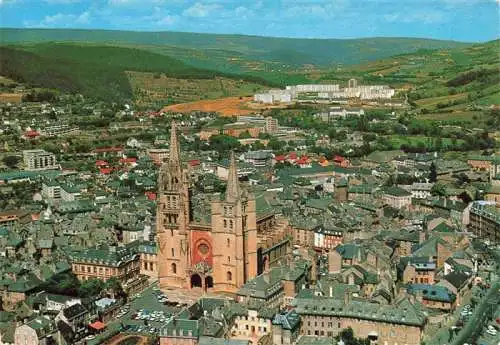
xmin=22 ymin=150 xmax=58 ymax=171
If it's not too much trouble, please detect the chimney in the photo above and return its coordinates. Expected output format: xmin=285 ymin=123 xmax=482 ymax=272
xmin=419 ymin=231 xmax=426 ymax=244
xmin=344 ymin=291 xmax=350 ymax=306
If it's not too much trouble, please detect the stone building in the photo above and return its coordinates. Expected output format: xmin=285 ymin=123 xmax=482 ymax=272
xmin=271 ymin=310 xmax=301 ymax=345
xmin=70 ymin=245 xmax=140 ymax=283
xmin=156 ymin=122 xmax=290 ymax=293
xmin=382 ymin=186 xmax=412 ymax=209
xmin=295 ymin=296 xmax=426 ymax=345
xmin=14 ymin=316 xmax=55 ymax=345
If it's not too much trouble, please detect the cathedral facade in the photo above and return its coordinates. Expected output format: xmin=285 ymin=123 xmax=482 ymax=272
xmin=156 ymin=123 xmax=274 ymax=293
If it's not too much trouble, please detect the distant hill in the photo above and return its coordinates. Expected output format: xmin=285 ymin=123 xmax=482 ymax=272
xmin=0 ymin=43 xmax=275 ymax=102
xmin=0 ymin=28 xmax=471 ymax=69
xmin=320 ymin=40 xmax=500 ymax=120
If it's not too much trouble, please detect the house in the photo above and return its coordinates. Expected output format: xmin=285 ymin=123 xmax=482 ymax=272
xmin=271 ymin=310 xmax=301 ymax=345
xmin=228 ymin=304 xmax=274 ymax=343
xmin=46 ymin=294 xmax=82 ymax=312
xmin=14 ymin=316 xmax=55 ymax=345
xmin=407 ymin=284 xmax=456 ymax=311
xmin=56 ymin=303 xmax=89 ymax=338
xmin=400 ymin=183 xmax=433 ymax=199
xmin=332 ymin=155 xmax=350 ymax=168
xmin=402 ymin=258 xmax=436 ymax=285
xmin=436 ymin=271 xmax=472 ymax=306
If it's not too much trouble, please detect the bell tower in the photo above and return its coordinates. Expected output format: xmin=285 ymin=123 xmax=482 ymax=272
xmin=212 ymin=152 xmax=257 ymax=292
xmin=157 ymin=121 xmax=191 ymax=289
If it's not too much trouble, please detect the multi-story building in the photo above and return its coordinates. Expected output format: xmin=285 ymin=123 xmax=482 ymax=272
xmin=382 ymin=186 xmax=412 ymax=209
xmin=70 ymin=245 xmax=140 ymax=283
xmin=223 ymin=122 xmax=261 ymax=138
xmin=295 ymin=296 xmax=426 ymax=345
xmin=40 ymin=124 xmax=79 ymax=137
xmin=156 ymin=122 xmax=289 ymax=293
xmin=22 ymin=149 xmax=58 ymax=171
xmin=41 ymin=180 xmax=61 ymax=201
xmin=469 ymin=201 xmax=499 ymax=243
xmin=272 ymin=310 xmax=301 ymax=345
xmin=403 ymin=259 xmax=436 ymax=285
xmin=265 ymin=117 xmax=279 ymax=134
xmin=148 ymin=148 xmax=170 ymax=165
xmin=0 ymin=209 xmax=31 ymax=228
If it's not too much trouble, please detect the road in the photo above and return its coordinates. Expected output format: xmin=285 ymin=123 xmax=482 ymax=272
xmin=450 ymin=248 xmax=500 ymax=345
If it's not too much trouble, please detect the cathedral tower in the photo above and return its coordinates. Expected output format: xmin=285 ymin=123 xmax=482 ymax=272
xmin=157 ymin=121 xmax=191 ymax=289
xmin=211 ymin=152 xmax=258 ymax=292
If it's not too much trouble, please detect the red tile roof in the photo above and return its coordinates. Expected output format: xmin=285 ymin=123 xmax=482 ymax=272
xmin=120 ymin=157 xmax=137 ymax=164
xmin=95 ymin=160 xmax=109 ymax=167
xmin=89 ymin=321 xmax=106 ymax=330
xmin=24 ymin=130 xmax=40 ymax=138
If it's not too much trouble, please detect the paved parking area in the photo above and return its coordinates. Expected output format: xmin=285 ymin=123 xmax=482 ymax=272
xmin=120 ymin=284 xmax=185 ymax=332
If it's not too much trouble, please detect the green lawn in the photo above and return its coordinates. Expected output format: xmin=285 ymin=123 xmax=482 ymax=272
xmin=386 ymin=135 xmax=465 ymax=148
xmin=418 ymin=111 xmax=482 ymax=121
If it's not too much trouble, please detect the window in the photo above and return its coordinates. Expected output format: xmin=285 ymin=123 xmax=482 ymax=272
xmin=171 ymin=248 xmax=175 ymax=257
xmin=224 ymin=219 xmax=227 ymax=228
xmin=171 ymin=263 xmax=177 ymax=274
xmin=227 ymin=238 xmax=230 ymax=247
xmin=228 ymin=256 xmax=231 ymax=263
xmin=227 ymin=271 xmax=232 ymax=281
xmin=229 ymin=220 xmax=233 ymax=229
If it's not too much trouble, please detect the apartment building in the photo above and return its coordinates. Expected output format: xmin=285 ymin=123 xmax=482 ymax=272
xmin=22 ymin=150 xmax=58 ymax=171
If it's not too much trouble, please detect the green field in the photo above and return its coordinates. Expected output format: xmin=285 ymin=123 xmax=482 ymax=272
xmin=387 ymin=135 xmax=465 ymax=148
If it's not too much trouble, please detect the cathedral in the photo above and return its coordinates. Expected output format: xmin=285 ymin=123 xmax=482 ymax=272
xmin=156 ymin=122 xmax=290 ymax=293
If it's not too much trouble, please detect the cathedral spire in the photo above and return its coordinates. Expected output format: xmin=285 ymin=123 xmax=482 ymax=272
xmin=169 ymin=121 xmax=181 ymax=166
xmin=226 ymin=151 xmax=240 ymax=202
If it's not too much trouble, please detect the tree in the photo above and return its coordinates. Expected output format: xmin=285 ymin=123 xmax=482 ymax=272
xmin=238 ymin=131 xmax=252 ymax=139
xmin=267 ymin=138 xmax=284 ymax=151
xmin=78 ymin=278 xmax=105 ymax=298
xmin=429 ymin=162 xmax=437 ymax=183
xmin=336 ymin=327 xmax=370 ymax=345
xmin=2 ymin=155 xmax=20 ymax=168
xmin=431 ymin=183 xmax=447 ymax=197
xmin=105 ymin=277 xmax=127 ymax=299
xmin=208 ymin=135 xmax=241 ymax=153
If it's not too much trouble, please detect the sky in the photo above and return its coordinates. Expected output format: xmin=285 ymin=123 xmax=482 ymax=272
xmin=0 ymin=0 xmax=498 ymax=42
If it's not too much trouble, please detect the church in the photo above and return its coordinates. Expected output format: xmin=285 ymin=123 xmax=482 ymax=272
xmin=156 ymin=122 xmax=291 ymax=293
